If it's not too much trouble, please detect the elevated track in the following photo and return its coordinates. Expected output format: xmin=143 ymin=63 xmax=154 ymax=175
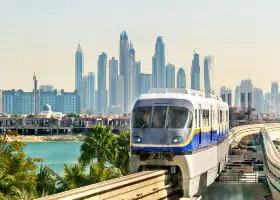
xmin=37 ymin=123 xmax=280 ymax=200
xmin=37 ymin=170 xmax=181 ymax=200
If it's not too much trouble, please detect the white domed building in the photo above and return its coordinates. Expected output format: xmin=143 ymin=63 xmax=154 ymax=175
xmin=39 ymin=104 xmax=63 ymax=119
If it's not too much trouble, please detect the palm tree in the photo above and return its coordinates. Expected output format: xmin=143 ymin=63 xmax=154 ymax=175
xmin=88 ymin=163 xmax=122 ymax=183
xmin=36 ymin=165 xmax=58 ymax=197
xmin=114 ymin=130 xmax=130 ymax=175
xmin=58 ymin=164 xmax=89 ymax=191
xmin=0 ymin=171 xmax=16 ymax=197
xmin=78 ymin=125 xmax=119 ymax=168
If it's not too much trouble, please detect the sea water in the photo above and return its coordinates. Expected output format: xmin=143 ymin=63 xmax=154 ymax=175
xmin=23 ymin=142 xmax=82 ymax=175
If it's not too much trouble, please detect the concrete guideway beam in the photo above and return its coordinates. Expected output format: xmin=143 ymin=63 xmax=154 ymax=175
xmin=36 ymin=123 xmax=280 ymax=200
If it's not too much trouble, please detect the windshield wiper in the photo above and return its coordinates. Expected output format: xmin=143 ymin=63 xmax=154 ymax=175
xmin=140 ymin=123 xmax=146 ymax=132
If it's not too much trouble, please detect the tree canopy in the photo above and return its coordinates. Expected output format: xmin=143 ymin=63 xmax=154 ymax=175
xmin=0 ymin=134 xmax=42 ymax=199
xmin=0 ymin=125 xmax=131 ymax=199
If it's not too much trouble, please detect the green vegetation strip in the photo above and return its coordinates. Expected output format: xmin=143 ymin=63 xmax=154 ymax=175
xmin=0 ymin=125 xmax=130 ymax=200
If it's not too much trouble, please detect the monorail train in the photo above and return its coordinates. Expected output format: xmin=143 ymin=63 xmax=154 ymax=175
xmin=130 ymin=88 xmax=229 ymax=198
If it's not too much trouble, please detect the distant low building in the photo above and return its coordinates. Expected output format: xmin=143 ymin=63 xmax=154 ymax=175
xmin=39 ymin=104 xmax=63 ymax=119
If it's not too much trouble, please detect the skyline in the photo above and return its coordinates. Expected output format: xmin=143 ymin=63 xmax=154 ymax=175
xmin=1 ymin=0 xmax=280 ymax=93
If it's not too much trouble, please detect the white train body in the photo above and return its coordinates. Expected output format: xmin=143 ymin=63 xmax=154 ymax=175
xmin=130 ymin=88 xmax=229 ymax=198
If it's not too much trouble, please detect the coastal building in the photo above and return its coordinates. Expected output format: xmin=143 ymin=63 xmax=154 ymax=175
xmin=39 ymin=104 xmax=63 ymax=119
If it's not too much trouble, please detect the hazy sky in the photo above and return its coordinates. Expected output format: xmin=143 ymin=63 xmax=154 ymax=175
xmin=1 ymin=0 xmax=280 ymax=94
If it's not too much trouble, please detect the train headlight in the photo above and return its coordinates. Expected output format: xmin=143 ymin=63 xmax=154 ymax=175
xmin=132 ymin=136 xmax=142 ymax=143
xmin=172 ymin=136 xmax=183 ymax=144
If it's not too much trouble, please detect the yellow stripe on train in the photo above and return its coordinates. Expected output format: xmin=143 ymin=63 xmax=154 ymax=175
xmin=131 ymin=124 xmax=228 ymax=147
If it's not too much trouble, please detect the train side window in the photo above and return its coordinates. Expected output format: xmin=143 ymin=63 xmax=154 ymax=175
xmin=203 ymin=109 xmax=209 ymax=127
xmin=226 ymin=111 xmax=228 ymax=122
xmin=187 ymin=112 xmax=193 ymax=128
xmin=217 ymin=110 xmax=220 ymax=124
xmin=210 ymin=109 xmax=213 ymax=126
xmin=212 ymin=110 xmax=214 ymax=126
xmin=195 ymin=109 xmax=197 ymax=128
xmin=206 ymin=110 xmax=209 ymax=126
xmin=219 ymin=110 xmax=222 ymax=123
xmin=202 ymin=110 xmax=205 ymax=126
xmin=198 ymin=109 xmax=201 ymax=128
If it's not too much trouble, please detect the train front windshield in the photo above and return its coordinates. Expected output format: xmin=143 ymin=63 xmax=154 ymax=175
xmin=131 ymin=106 xmax=192 ymax=129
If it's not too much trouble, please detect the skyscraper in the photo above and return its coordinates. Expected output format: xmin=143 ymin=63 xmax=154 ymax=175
xmin=88 ymin=72 xmax=95 ymax=113
xmin=234 ymin=86 xmax=240 ymax=107
xmin=80 ymin=75 xmax=90 ymax=113
xmin=75 ymin=44 xmax=84 ymax=114
xmin=97 ymin=52 xmax=107 ymax=114
xmin=154 ymin=36 xmax=166 ymax=88
xmin=139 ymin=73 xmax=152 ymax=94
xmin=152 ymin=55 xmax=156 ymax=87
xmin=127 ymin=42 xmax=136 ymax=112
xmin=271 ymin=81 xmax=278 ymax=114
xmin=220 ymin=86 xmax=232 ymax=107
xmin=264 ymin=92 xmax=271 ymax=113
xmin=253 ymin=88 xmax=264 ymax=113
xmin=191 ymin=52 xmax=200 ymax=91
xmin=240 ymin=79 xmax=253 ymax=109
xmin=135 ymin=62 xmax=141 ymax=98
xmin=135 ymin=62 xmax=141 ymax=75
xmin=109 ymin=57 xmax=118 ymax=106
xmin=166 ymin=63 xmax=175 ymax=88
xmin=79 ymin=73 xmax=95 ymax=114
xmin=75 ymin=44 xmax=84 ymax=92
xmin=116 ymin=75 xmax=124 ymax=109
xmin=119 ymin=31 xmax=129 ymax=112
xmin=177 ymin=68 xmax=186 ymax=88
xmin=204 ymin=56 xmax=213 ymax=96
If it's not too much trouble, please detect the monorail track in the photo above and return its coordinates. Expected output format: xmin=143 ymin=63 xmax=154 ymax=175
xmin=37 ymin=124 xmax=280 ymax=200
xmin=37 ymin=170 xmax=181 ymax=200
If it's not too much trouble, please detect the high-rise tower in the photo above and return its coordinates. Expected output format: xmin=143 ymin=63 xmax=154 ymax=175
xmin=75 ymin=44 xmax=84 ymax=113
xmin=109 ymin=57 xmax=118 ymax=106
xmin=119 ymin=31 xmax=129 ymax=112
xmin=204 ymin=56 xmax=213 ymax=96
xmin=154 ymin=36 xmax=166 ymax=88
xmin=271 ymin=81 xmax=278 ymax=114
xmin=97 ymin=52 xmax=108 ymax=114
xmin=127 ymin=42 xmax=136 ymax=112
xmin=75 ymin=44 xmax=84 ymax=92
xmin=166 ymin=63 xmax=175 ymax=88
xmin=177 ymin=68 xmax=186 ymax=88
xmin=191 ymin=51 xmax=200 ymax=91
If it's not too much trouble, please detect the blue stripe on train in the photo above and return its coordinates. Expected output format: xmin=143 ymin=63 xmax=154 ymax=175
xmin=130 ymin=130 xmax=229 ymax=152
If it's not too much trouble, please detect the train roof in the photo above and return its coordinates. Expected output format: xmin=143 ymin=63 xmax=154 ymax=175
xmin=136 ymin=88 xmax=228 ymax=108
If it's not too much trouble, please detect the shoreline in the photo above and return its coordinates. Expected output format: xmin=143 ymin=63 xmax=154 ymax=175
xmin=6 ymin=135 xmax=85 ymax=142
